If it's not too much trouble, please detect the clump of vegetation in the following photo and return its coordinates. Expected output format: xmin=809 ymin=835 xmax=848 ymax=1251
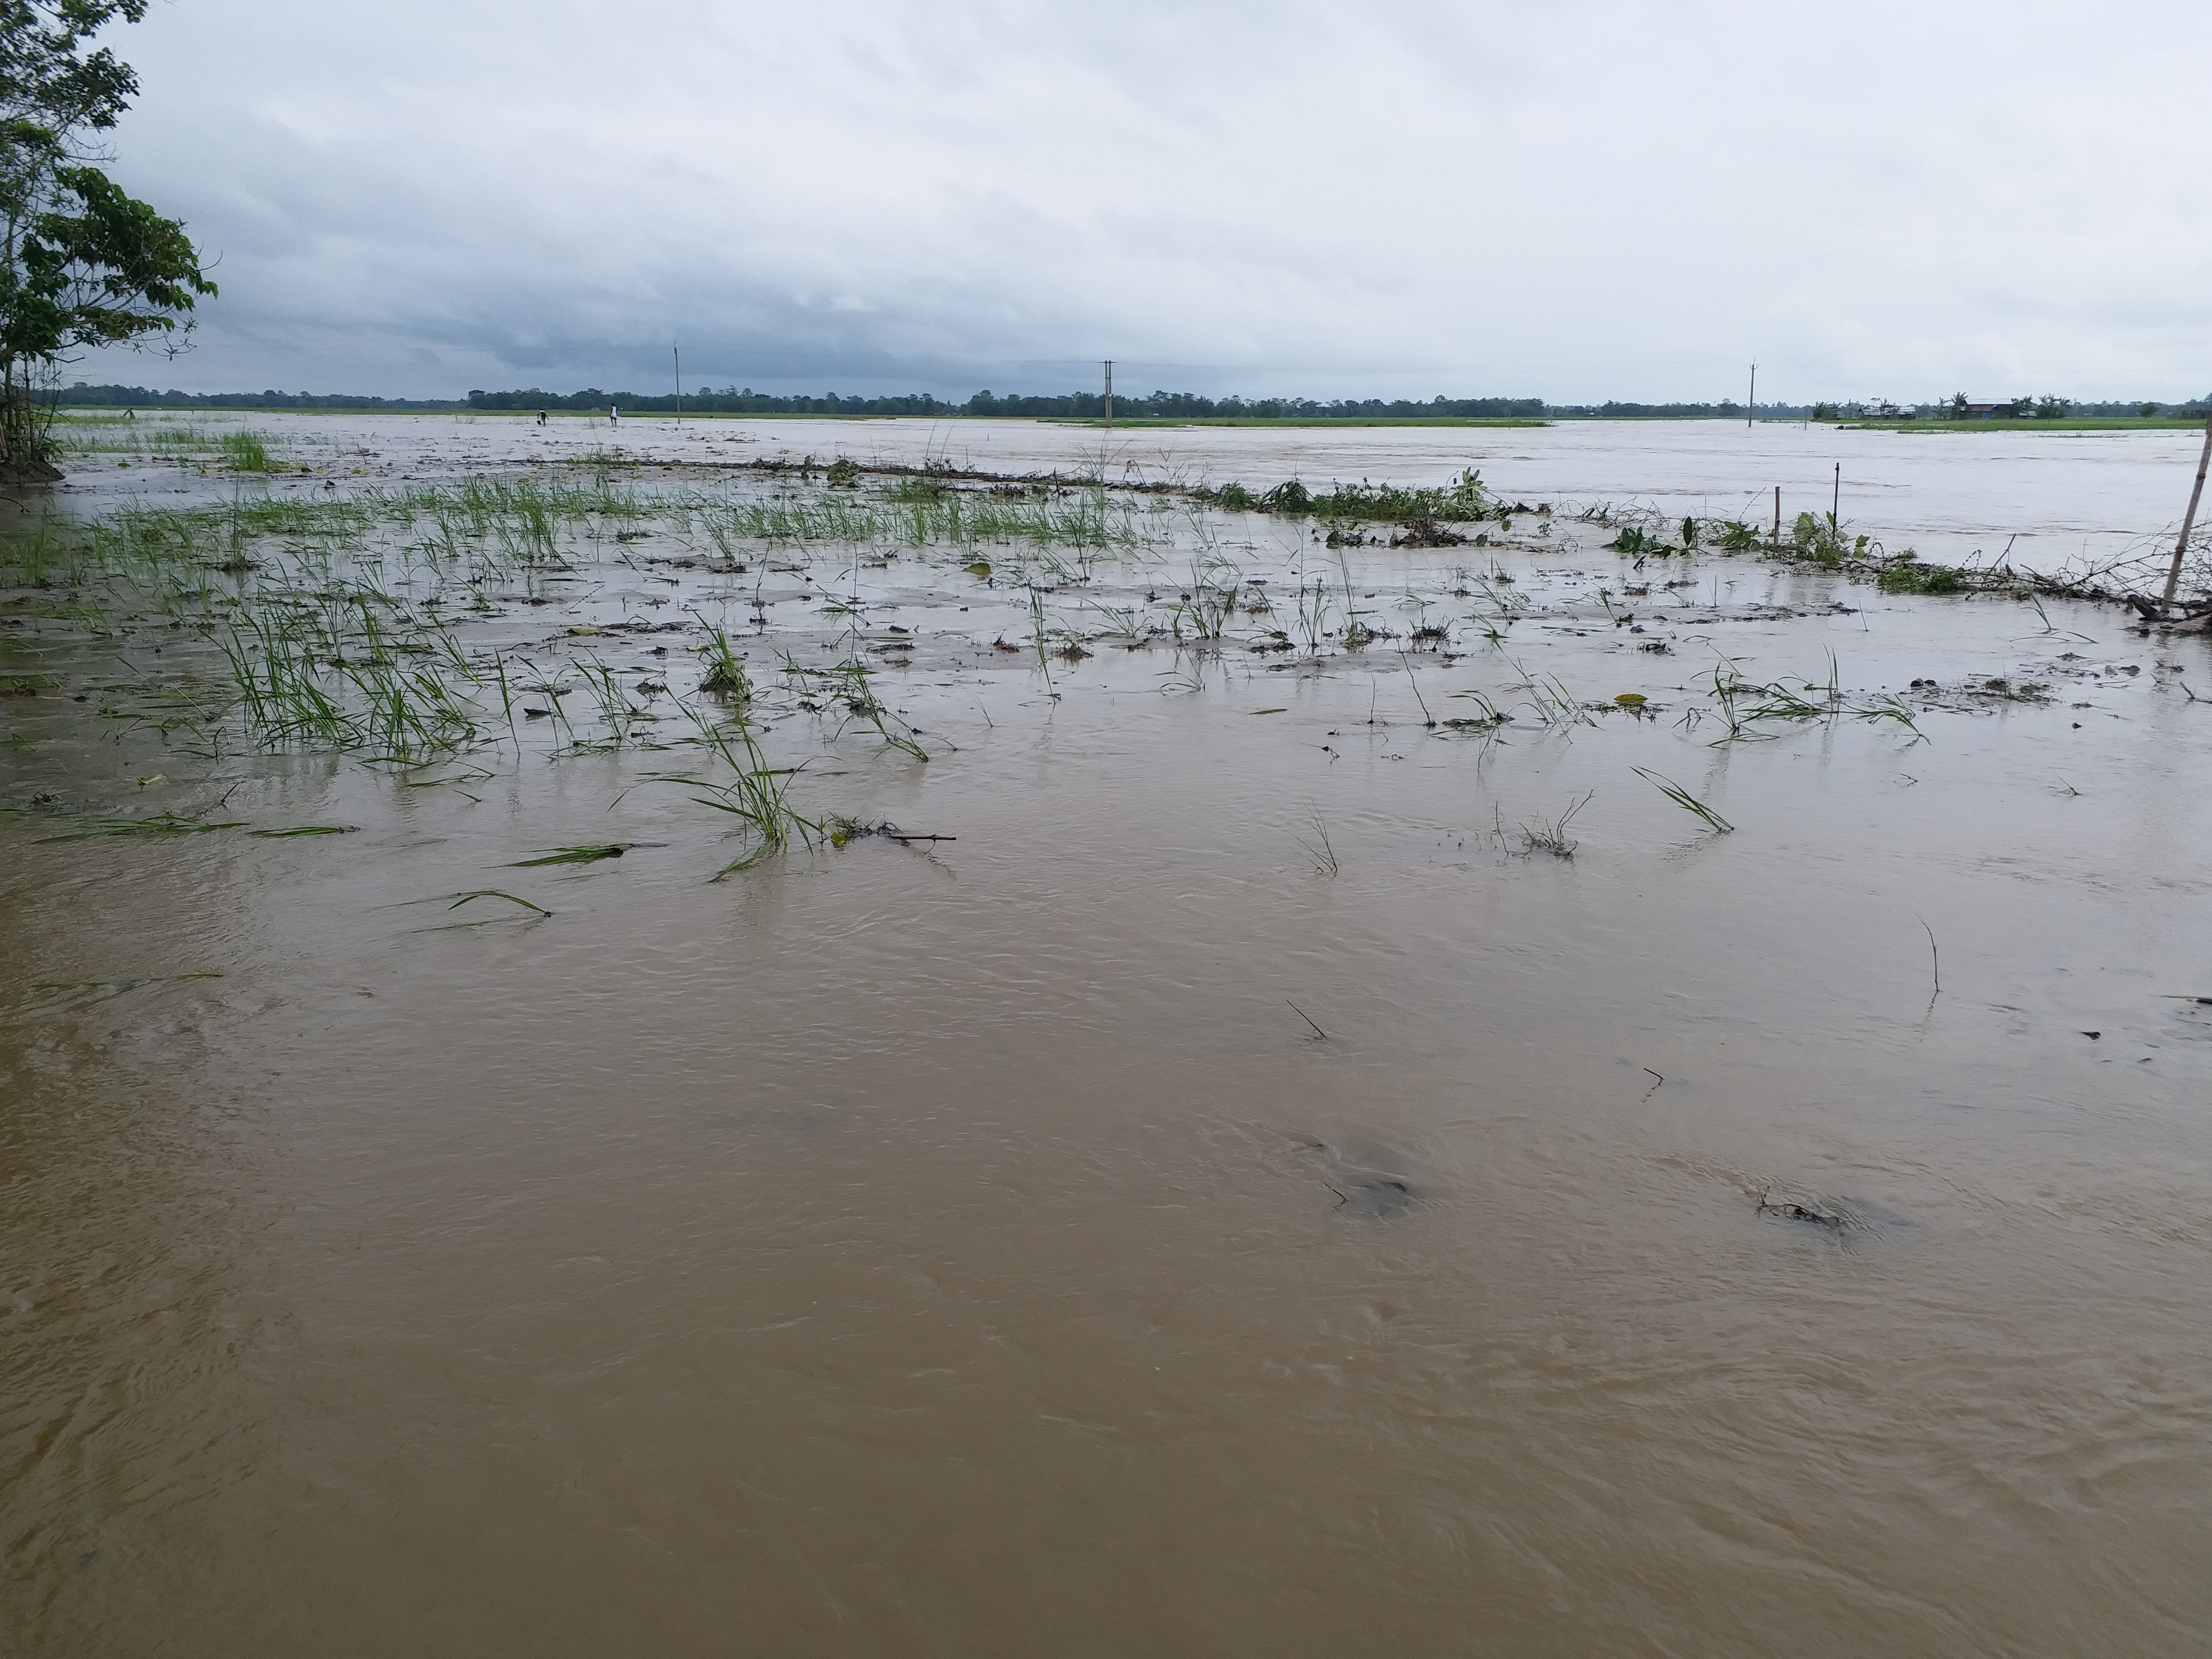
xmin=696 ymin=624 xmax=751 ymax=698
xmin=220 ymin=431 xmax=273 ymax=471
xmin=1280 ymin=469 xmax=1493 ymax=525
xmin=1211 ymin=482 xmax=1255 ymax=510
xmin=1788 ymin=512 xmax=1866 ymax=565
xmin=1607 ymin=525 xmax=1673 ymax=556
xmin=1878 ymin=560 xmax=1965 ymax=595
xmin=825 ymin=457 xmax=860 ymax=487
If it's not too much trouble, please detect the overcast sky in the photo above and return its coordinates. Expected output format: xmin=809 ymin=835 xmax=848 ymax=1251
xmin=67 ymin=0 xmax=2212 ymax=403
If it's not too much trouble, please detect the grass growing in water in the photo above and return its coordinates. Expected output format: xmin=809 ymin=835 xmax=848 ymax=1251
xmin=221 ymin=432 xmax=276 ymax=472
xmin=661 ymin=706 xmax=825 ymax=878
xmin=1632 ymin=767 xmax=1734 ymax=833
xmin=1295 ymin=807 xmax=1340 ymax=877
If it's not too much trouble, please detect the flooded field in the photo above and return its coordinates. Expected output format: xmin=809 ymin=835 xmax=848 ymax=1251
xmin=5 ymin=414 xmax=2210 ymax=1656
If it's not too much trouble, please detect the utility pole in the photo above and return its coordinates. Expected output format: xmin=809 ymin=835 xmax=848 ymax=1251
xmin=2159 ymin=415 xmax=2212 ymax=611
xmin=1103 ymin=360 xmax=1113 ymax=427
xmin=673 ymin=343 xmax=682 ymax=427
xmin=1747 ymin=362 xmax=1756 ymax=429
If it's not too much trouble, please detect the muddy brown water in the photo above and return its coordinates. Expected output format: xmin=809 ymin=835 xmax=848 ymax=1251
xmin=5 ymin=423 xmax=2212 ymax=1655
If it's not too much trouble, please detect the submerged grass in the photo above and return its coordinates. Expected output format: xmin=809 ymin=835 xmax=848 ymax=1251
xmin=3 ymin=446 xmax=1995 ymax=892
xmin=34 ymin=812 xmax=248 ymax=842
xmin=507 ymin=844 xmax=633 ymax=866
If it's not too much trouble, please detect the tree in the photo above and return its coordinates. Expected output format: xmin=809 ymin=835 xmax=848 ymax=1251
xmin=1 ymin=1 xmax=213 ymax=481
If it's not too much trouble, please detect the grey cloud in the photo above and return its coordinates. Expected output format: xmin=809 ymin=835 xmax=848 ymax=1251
xmin=65 ymin=0 xmax=2212 ymax=401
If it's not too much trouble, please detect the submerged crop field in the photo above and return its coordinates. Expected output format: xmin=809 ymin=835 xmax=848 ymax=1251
xmin=10 ymin=410 xmax=2206 ymax=854
xmin=6 ymin=413 xmax=2212 ymax=1656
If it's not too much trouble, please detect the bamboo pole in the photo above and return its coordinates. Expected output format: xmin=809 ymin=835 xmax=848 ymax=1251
xmin=2158 ymin=415 xmax=2212 ymax=611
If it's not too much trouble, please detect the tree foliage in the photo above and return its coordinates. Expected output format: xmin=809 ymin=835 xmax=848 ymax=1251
xmin=1 ymin=0 xmax=212 ymax=480
xmin=1 ymin=0 xmax=147 ymax=137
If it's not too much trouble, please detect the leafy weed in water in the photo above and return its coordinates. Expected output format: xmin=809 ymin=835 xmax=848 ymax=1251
xmin=1878 ymin=560 xmax=1965 ymax=595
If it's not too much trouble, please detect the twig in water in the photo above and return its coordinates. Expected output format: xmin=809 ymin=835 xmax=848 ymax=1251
xmin=1516 ymin=790 xmax=1593 ymax=858
xmin=1641 ymin=1067 xmax=1664 ymax=1101
xmin=1399 ymin=652 xmax=1438 ymax=727
xmin=1919 ymin=917 xmax=1941 ymax=996
xmin=1286 ymin=999 xmax=1328 ymax=1040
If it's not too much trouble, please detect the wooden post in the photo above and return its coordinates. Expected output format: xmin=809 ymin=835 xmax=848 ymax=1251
xmin=2159 ymin=415 xmax=2212 ymax=611
xmin=673 ymin=344 xmax=682 ymax=427
xmin=1772 ymin=485 xmax=1781 ymax=549
xmin=1832 ymin=462 xmax=1840 ymax=527
xmin=1747 ymin=362 xmax=1755 ymax=429
xmin=1103 ymin=360 xmax=1113 ymax=427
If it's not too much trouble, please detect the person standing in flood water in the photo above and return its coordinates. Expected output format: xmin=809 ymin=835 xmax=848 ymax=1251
xmin=610 ymin=404 xmax=619 ymax=428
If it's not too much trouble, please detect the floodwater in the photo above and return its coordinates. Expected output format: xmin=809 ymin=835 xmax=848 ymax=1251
xmin=51 ymin=405 xmax=2210 ymax=579
xmin=4 ymin=416 xmax=2211 ymax=1656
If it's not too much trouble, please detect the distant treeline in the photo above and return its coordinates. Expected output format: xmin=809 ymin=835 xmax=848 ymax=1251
xmin=463 ymin=387 xmax=1551 ymax=419
xmin=461 ymin=389 xmax=2212 ymax=420
xmin=53 ymin=382 xmax=2212 ymax=420
xmin=56 ymin=383 xmax=466 ymax=410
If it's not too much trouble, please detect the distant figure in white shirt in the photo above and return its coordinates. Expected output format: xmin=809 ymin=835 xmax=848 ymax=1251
xmin=610 ymin=404 xmax=620 ymax=428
